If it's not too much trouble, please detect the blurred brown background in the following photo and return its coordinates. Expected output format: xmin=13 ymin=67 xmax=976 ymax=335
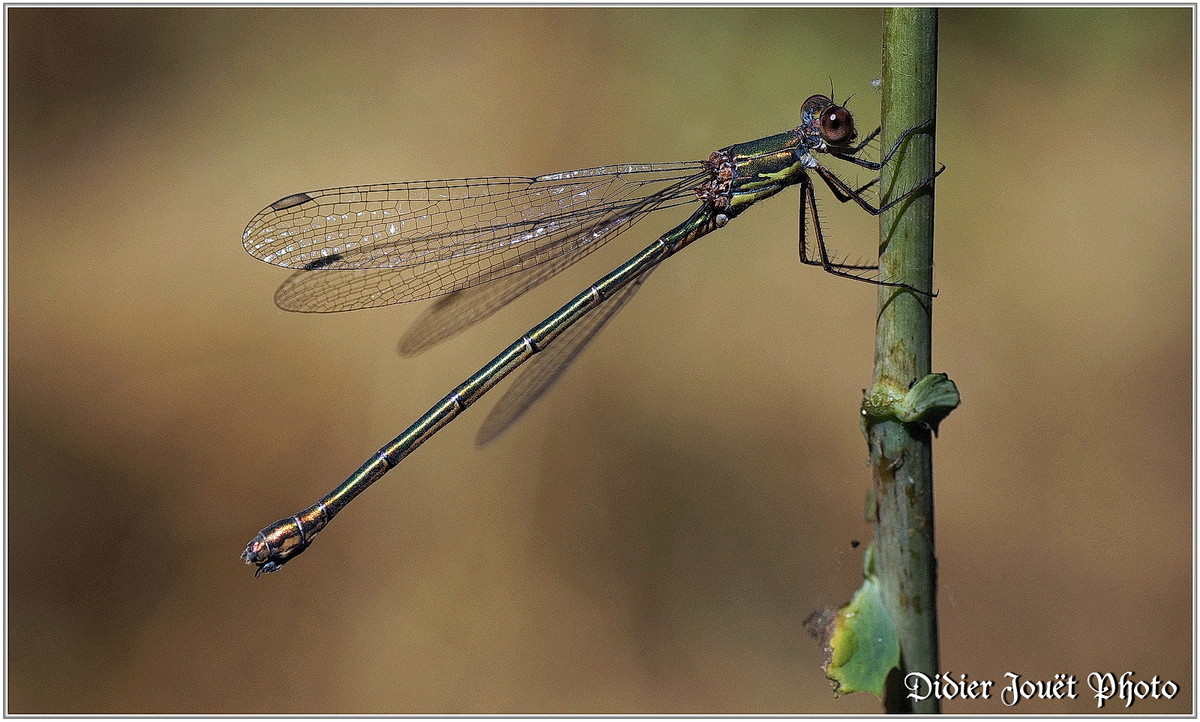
xmin=7 ymin=7 xmax=1191 ymax=714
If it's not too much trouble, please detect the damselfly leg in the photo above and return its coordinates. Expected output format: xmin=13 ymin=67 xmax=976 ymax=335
xmin=797 ymin=115 xmax=942 ymax=291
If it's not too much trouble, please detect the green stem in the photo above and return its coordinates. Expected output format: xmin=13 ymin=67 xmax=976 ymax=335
xmin=872 ymin=8 xmax=940 ymax=714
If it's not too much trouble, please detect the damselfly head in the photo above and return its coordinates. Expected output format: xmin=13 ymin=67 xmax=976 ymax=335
xmin=801 ymin=94 xmax=857 ymax=147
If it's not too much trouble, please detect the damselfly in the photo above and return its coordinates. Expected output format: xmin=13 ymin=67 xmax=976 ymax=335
xmin=242 ymin=94 xmax=941 ymax=575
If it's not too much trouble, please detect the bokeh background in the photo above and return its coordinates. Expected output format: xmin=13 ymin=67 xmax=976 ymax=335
xmin=7 ymin=7 xmax=1192 ymax=714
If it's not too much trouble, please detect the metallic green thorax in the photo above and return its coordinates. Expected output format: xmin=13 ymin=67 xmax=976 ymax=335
xmin=721 ymin=131 xmax=814 ymax=214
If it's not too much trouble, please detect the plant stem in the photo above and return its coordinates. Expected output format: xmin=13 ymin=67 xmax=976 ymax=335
xmin=872 ymin=8 xmax=941 ymax=714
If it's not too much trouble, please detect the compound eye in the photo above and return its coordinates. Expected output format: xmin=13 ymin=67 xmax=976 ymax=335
xmin=819 ymin=105 xmax=855 ymax=144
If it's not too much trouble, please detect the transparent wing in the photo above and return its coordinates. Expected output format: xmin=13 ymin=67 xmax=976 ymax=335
xmin=269 ymin=170 xmax=702 ymax=314
xmin=245 ymin=163 xmax=704 ymax=308
xmin=474 ymin=265 xmax=657 ymax=446
xmin=394 ymin=192 xmax=693 ymax=355
xmin=397 ymin=254 xmax=583 ymax=357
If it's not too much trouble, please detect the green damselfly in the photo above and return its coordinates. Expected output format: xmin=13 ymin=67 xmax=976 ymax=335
xmin=242 ymin=94 xmax=940 ymax=575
